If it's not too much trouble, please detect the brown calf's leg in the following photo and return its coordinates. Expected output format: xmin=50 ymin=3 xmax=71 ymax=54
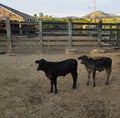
xmin=92 ymin=71 xmax=96 ymax=87
xmin=87 ymin=72 xmax=91 ymax=86
xmin=105 ymin=69 xmax=111 ymax=85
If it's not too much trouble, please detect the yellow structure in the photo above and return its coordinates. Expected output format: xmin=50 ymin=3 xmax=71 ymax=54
xmin=0 ymin=3 xmax=35 ymax=22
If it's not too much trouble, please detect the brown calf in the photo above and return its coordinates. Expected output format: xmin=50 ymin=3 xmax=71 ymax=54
xmin=78 ymin=55 xmax=112 ymax=87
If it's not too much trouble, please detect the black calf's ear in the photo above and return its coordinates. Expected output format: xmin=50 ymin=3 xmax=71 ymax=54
xmin=35 ymin=60 xmax=39 ymax=64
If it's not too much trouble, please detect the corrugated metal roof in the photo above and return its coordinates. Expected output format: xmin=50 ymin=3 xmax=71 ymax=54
xmin=0 ymin=3 xmax=35 ymax=21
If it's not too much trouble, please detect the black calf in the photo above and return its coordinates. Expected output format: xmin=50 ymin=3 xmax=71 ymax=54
xmin=35 ymin=59 xmax=78 ymax=93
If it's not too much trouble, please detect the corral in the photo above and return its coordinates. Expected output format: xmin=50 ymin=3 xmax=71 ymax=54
xmin=0 ymin=48 xmax=120 ymax=118
xmin=0 ymin=19 xmax=120 ymax=54
xmin=0 ymin=18 xmax=120 ymax=118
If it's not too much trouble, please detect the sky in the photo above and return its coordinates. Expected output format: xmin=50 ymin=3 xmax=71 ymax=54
xmin=0 ymin=0 xmax=120 ymax=17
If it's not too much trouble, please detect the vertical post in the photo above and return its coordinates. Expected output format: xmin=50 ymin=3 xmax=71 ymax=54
xmin=38 ymin=18 xmax=44 ymax=53
xmin=109 ymin=24 xmax=112 ymax=44
xmin=98 ymin=29 xmax=102 ymax=47
xmin=98 ymin=19 xmax=102 ymax=48
xmin=68 ymin=18 xmax=72 ymax=48
xmin=6 ymin=17 xmax=13 ymax=54
xmin=25 ymin=24 xmax=28 ymax=35
xmin=116 ymin=24 xmax=119 ymax=47
xmin=94 ymin=0 xmax=96 ymax=23
xmin=19 ymin=22 xmax=22 ymax=34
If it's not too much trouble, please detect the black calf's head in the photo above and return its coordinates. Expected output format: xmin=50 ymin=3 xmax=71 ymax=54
xmin=78 ymin=55 xmax=88 ymax=64
xmin=35 ymin=59 xmax=46 ymax=71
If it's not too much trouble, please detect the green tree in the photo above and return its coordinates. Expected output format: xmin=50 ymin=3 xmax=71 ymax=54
xmin=39 ymin=12 xmax=44 ymax=17
xmin=34 ymin=13 xmax=37 ymax=18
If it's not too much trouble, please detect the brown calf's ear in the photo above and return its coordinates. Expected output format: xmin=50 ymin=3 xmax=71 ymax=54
xmin=78 ymin=57 xmax=82 ymax=60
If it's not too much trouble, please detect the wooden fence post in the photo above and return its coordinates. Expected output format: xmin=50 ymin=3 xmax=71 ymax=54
xmin=38 ymin=18 xmax=44 ymax=53
xmin=98 ymin=19 xmax=102 ymax=48
xmin=116 ymin=24 xmax=119 ymax=47
xmin=19 ymin=22 xmax=22 ymax=34
xmin=65 ymin=18 xmax=77 ymax=54
xmin=109 ymin=24 xmax=112 ymax=44
xmin=98 ymin=29 xmax=102 ymax=48
xmin=6 ymin=17 xmax=13 ymax=54
xmin=68 ymin=18 xmax=72 ymax=48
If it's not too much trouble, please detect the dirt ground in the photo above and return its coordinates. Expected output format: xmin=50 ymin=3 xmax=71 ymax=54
xmin=0 ymin=48 xmax=120 ymax=118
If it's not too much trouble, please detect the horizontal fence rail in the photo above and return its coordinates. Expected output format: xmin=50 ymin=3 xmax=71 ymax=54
xmin=0 ymin=17 xmax=120 ymax=54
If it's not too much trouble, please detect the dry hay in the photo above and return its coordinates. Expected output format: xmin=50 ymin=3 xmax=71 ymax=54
xmin=90 ymin=48 xmax=105 ymax=53
xmin=65 ymin=48 xmax=77 ymax=55
xmin=0 ymin=50 xmax=120 ymax=118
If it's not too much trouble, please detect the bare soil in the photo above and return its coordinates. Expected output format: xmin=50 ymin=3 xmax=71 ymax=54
xmin=0 ymin=49 xmax=120 ymax=118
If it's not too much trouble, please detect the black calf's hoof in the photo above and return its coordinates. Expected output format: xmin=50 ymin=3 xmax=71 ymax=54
xmin=55 ymin=91 xmax=58 ymax=94
xmin=72 ymin=86 xmax=76 ymax=89
xmin=50 ymin=90 xmax=53 ymax=93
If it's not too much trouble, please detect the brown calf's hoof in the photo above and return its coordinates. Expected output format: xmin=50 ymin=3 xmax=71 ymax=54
xmin=105 ymin=82 xmax=109 ymax=85
xmin=86 ymin=82 xmax=89 ymax=86
xmin=92 ymin=84 xmax=96 ymax=87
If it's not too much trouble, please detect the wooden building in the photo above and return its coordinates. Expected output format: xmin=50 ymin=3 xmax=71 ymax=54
xmin=0 ymin=3 xmax=37 ymax=34
xmin=0 ymin=3 xmax=35 ymax=21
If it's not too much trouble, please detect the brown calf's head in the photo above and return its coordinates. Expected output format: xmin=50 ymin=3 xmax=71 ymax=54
xmin=78 ymin=55 xmax=88 ymax=64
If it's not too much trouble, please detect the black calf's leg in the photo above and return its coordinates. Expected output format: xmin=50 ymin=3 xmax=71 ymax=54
xmin=53 ymin=79 xmax=57 ymax=94
xmin=50 ymin=80 xmax=53 ymax=93
xmin=92 ymin=71 xmax=96 ymax=87
xmin=71 ymin=71 xmax=77 ymax=89
xmin=87 ymin=72 xmax=91 ymax=86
